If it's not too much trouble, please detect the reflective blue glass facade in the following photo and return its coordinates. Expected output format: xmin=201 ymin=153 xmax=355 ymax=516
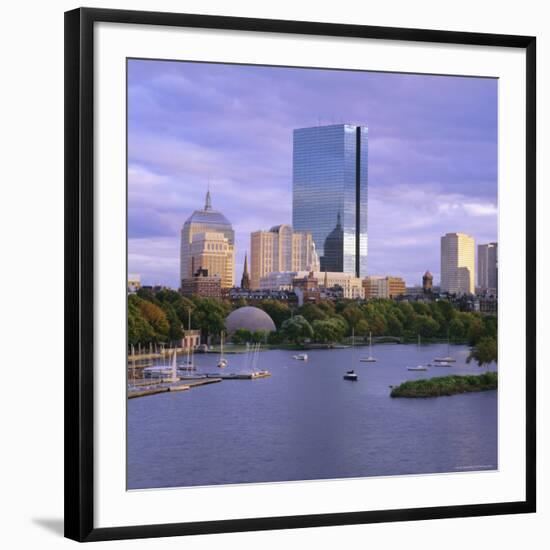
xmin=292 ymin=124 xmax=368 ymax=277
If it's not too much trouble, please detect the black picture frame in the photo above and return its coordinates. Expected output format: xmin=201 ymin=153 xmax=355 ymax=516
xmin=65 ymin=7 xmax=537 ymax=542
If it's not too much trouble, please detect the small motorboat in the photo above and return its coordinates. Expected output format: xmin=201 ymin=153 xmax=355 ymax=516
xmin=407 ymin=365 xmax=428 ymax=371
xmin=293 ymin=353 xmax=308 ymax=361
xmin=433 ymin=361 xmax=452 ymax=367
xmin=343 ymin=370 xmax=358 ymax=381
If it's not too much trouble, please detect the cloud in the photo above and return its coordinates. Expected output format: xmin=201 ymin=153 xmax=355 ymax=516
xmin=127 ymin=59 xmax=498 ymax=288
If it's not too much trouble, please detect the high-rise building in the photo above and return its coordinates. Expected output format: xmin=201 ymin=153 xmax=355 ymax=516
xmin=440 ymin=232 xmax=475 ymax=295
xmin=188 ymin=232 xmax=235 ymax=289
xmin=478 ymin=242 xmax=498 ymax=293
xmin=180 ymin=191 xmax=235 ymax=288
xmin=250 ymin=224 xmax=319 ymax=289
xmin=292 ymin=124 xmax=368 ymax=277
xmin=363 ymin=276 xmax=406 ymax=299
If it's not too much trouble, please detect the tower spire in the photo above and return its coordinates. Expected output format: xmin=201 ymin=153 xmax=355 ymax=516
xmin=336 ymin=211 xmax=341 ymax=228
xmin=241 ymin=253 xmax=251 ymax=290
xmin=204 ymin=188 xmax=212 ymax=211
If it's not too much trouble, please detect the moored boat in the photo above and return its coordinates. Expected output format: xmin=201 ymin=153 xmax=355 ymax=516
xmin=217 ymin=331 xmax=228 ymax=368
xmin=360 ymin=332 xmax=377 ymax=363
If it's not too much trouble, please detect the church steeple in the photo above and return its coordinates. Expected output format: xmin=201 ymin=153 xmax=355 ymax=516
xmin=204 ymin=188 xmax=212 ymax=211
xmin=241 ymin=253 xmax=251 ymax=290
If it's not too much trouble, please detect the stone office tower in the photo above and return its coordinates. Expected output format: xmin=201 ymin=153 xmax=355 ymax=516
xmin=180 ymin=190 xmax=235 ymax=288
xmin=440 ymin=232 xmax=475 ymax=295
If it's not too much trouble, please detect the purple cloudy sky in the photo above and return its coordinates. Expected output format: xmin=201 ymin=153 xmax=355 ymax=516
xmin=128 ymin=59 xmax=497 ymax=288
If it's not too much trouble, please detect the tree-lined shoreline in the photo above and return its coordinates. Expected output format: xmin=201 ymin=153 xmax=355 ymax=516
xmin=128 ymin=289 xmax=497 ymax=366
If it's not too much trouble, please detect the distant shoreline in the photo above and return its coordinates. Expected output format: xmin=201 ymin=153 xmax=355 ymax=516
xmin=203 ymin=339 xmax=469 ymax=354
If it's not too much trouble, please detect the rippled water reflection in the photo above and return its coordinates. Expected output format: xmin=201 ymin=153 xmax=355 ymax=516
xmin=128 ymin=343 xmax=497 ymax=489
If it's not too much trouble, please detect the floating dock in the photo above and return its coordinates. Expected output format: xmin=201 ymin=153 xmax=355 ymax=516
xmin=128 ymin=377 xmax=222 ymax=399
xmin=204 ymin=371 xmax=271 ymax=380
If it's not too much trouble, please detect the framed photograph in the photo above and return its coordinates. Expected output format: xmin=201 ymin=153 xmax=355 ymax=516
xmin=65 ymin=7 xmax=536 ymax=542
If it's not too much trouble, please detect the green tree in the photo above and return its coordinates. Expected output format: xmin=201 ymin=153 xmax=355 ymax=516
xmin=449 ymin=317 xmax=465 ymax=340
xmin=342 ymin=304 xmax=364 ymax=334
xmin=233 ymin=297 xmax=248 ymax=309
xmin=257 ymin=300 xmax=291 ymax=329
xmin=251 ymin=330 xmax=268 ymax=343
xmin=436 ymin=300 xmax=456 ymax=323
xmin=298 ymin=303 xmax=327 ymax=324
xmin=467 ymin=336 xmax=497 ymax=367
xmin=414 ymin=315 xmax=440 ymax=338
xmin=232 ymin=328 xmax=252 ymax=344
xmin=398 ymin=301 xmax=416 ymax=330
xmin=367 ymin=313 xmax=387 ymax=336
xmin=467 ymin=317 xmax=484 ymax=346
xmin=191 ymin=297 xmax=230 ymax=342
xmin=162 ymin=303 xmax=183 ymax=344
xmin=137 ymin=299 xmax=170 ymax=342
xmin=317 ymin=301 xmax=336 ymax=316
xmin=483 ymin=316 xmax=498 ymax=339
xmin=128 ymin=296 xmax=155 ymax=346
xmin=312 ymin=318 xmax=345 ymax=343
xmin=386 ymin=313 xmax=403 ymax=336
xmin=412 ymin=302 xmax=430 ymax=316
xmin=355 ymin=318 xmax=370 ymax=338
xmin=281 ymin=315 xmax=313 ymax=345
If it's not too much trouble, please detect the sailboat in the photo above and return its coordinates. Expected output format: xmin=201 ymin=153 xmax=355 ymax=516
xmin=177 ymin=345 xmax=196 ymax=372
xmin=344 ymin=329 xmax=359 ymax=381
xmin=244 ymin=342 xmax=270 ymax=378
xmin=360 ymin=331 xmax=377 ymax=362
xmin=143 ymin=348 xmax=179 ymax=381
xmin=433 ymin=330 xmax=456 ymax=364
xmin=217 ymin=331 xmax=228 ymax=368
xmin=178 ymin=310 xmax=197 ymax=372
xmin=405 ymin=334 xmax=429 ymax=370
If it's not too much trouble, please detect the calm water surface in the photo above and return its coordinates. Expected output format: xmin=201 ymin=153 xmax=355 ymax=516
xmin=128 ymin=343 xmax=497 ymax=489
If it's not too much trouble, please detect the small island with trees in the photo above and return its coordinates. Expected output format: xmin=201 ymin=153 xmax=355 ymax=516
xmin=390 ymin=372 xmax=498 ymax=398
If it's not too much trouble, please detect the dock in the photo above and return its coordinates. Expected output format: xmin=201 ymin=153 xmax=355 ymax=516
xmin=128 ymin=377 xmax=222 ymax=399
xmin=204 ymin=371 xmax=271 ymax=380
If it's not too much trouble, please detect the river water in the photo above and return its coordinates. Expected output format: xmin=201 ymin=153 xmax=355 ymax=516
xmin=127 ymin=343 xmax=497 ymax=489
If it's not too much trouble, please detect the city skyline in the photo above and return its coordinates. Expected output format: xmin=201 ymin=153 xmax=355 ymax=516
xmin=128 ymin=59 xmax=498 ymax=288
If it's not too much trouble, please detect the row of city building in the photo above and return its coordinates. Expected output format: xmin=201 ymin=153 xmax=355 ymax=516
xmin=130 ymin=123 xmax=497 ymax=304
xmin=173 ymin=186 xmax=497 ymax=298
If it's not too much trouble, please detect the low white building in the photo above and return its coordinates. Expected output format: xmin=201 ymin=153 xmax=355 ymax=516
xmin=260 ymin=271 xmax=364 ymax=299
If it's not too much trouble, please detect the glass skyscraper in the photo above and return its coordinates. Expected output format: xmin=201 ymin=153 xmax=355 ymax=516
xmin=292 ymin=124 xmax=368 ymax=277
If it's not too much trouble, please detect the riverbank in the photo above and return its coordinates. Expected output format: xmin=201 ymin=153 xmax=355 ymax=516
xmin=390 ymin=372 xmax=497 ymax=398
